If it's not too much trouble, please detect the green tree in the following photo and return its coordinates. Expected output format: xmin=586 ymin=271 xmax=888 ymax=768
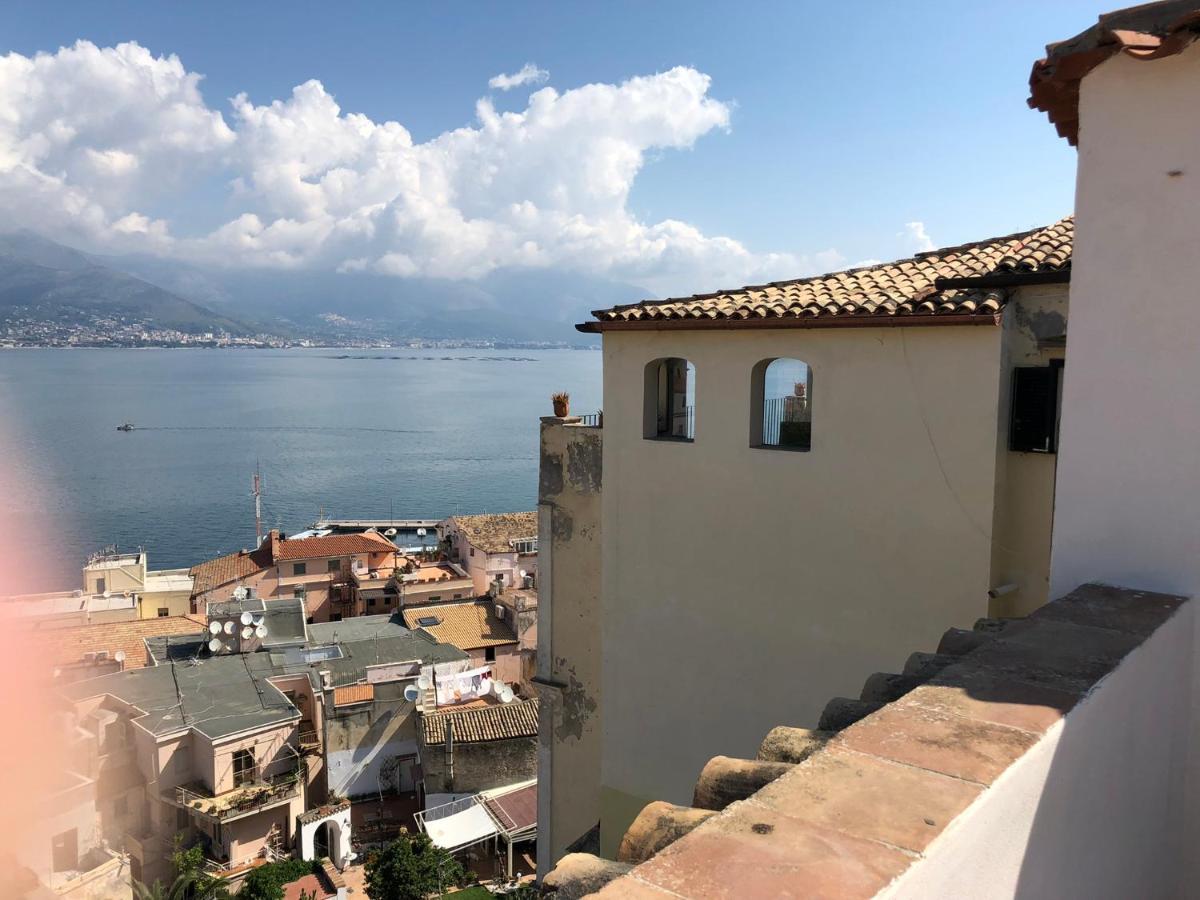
xmin=238 ymin=858 xmax=318 ymax=900
xmin=132 ymin=870 xmax=230 ymax=900
xmin=364 ymin=834 xmax=464 ymax=900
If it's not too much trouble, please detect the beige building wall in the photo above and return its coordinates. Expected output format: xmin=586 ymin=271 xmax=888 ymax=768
xmin=597 ymin=325 xmax=1006 ymax=852
xmin=536 ymin=417 xmax=603 ymax=875
xmin=988 ymin=283 xmax=1069 ymax=618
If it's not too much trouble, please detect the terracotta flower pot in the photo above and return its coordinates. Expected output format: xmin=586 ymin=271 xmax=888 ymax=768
xmin=552 ymin=393 xmax=570 ymax=417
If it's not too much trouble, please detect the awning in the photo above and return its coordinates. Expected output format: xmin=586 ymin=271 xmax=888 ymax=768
xmin=416 ymin=779 xmax=537 ymax=853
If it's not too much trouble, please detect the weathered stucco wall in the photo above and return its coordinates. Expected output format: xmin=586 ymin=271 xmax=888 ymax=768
xmin=1050 ymin=42 xmax=1200 ymax=601
xmin=599 ymin=325 xmax=1003 ymax=853
xmin=325 ymin=696 xmax=419 ymax=799
xmin=420 ymin=735 xmax=537 ymax=795
xmin=536 ymin=418 xmax=603 ymax=876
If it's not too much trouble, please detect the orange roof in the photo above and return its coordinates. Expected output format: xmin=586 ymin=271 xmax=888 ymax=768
xmin=402 ymin=599 xmax=517 ymax=649
xmin=189 ymin=545 xmax=273 ymax=596
xmin=38 ymin=615 xmax=208 ymax=670
xmin=333 ymin=683 xmax=375 ymax=706
xmin=274 ymin=531 xmax=398 ymax=562
xmin=586 ymin=219 xmax=1072 ymax=330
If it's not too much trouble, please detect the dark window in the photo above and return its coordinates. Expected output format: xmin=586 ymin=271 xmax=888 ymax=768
xmin=644 ymin=358 xmax=696 ymax=440
xmin=95 ymin=578 xmax=105 ymax=595
xmin=429 ymin=595 xmax=441 ymax=602
xmin=751 ymin=358 xmax=813 ymax=451
xmin=327 ymin=559 xmax=341 ymax=573
xmin=293 ymin=562 xmax=307 ymax=576
xmin=51 ymin=829 xmax=78 ymax=872
xmin=157 ymin=607 xmax=169 ymax=617
xmin=330 ymin=613 xmax=342 ymax=622
xmin=469 ymin=548 xmax=475 ymax=557
xmin=232 ymin=749 xmax=256 ymax=787
xmin=485 ymin=646 xmax=496 ymax=662
xmin=416 ymin=615 xmax=441 ymax=627
xmin=1010 ymin=365 xmax=1061 ymax=453
xmin=176 ymin=806 xmax=189 ymax=831
xmin=368 ymin=596 xmax=376 ymax=607
xmin=306 ymin=616 xmax=315 ymax=625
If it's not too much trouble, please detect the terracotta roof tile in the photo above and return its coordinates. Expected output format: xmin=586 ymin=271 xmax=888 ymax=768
xmin=189 ymin=546 xmax=273 ymax=596
xmin=401 ymin=599 xmax=518 ymax=649
xmin=273 ymin=531 xmax=398 ymax=561
xmin=1029 ymin=2 xmax=1200 ymax=144
xmin=421 ymin=698 xmax=539 ymax=745
xmin=332 ymin=683 xmax=374 ymax=706
xmin=450 ymin=512 xmax=538 ymax=554
xmin=585 ymin=218 xmax=1072 ymax=330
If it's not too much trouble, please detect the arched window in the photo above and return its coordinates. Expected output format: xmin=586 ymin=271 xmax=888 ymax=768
xmin=751 ymin=358 xmax=812 ymax=451
xmin=643 ymin=358 xmax=696 ymax=441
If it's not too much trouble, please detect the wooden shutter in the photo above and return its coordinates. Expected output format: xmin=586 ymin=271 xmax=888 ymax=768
xmin=1010 ymin=366 xmax=1059 ymax=453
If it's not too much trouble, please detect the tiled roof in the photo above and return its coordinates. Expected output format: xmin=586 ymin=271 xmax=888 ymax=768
xmin=422 ymin=698 xmax=539 ymax=745
xmin=39 ymin=615 xmax=208 ymax=670
xmin=1030 ymin=1 xmax=1200 ymax=144
xmin=273 ymin=531 xmax=398 ymax=561
xmin=189 ymin=545 xmax=273 ymax=596
xmin=544 ymin=584 xmax=1186 ymax=899
xmin=333 ymin=683 xmax=375 ymax=706
xmin=450 ymin=512 xmax=539 ymax=554
xmin=583 ymin=218 xmax=1072 ymax=331
xmin=401 ymin=599 xmax=518 ymax=649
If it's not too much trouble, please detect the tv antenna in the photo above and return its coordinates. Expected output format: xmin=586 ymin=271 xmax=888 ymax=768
xmin=252 ymin=460 xmax=264 ymax=547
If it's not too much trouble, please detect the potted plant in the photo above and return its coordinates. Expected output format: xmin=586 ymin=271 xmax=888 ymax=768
xmin=552 ymin=391 xmax=570 ymax=417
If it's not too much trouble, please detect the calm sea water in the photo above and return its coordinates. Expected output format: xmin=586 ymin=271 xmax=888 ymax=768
xmin=0 ymin=348 xmax=600 ymax=591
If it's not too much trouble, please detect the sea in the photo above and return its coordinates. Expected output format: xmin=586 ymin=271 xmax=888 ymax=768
xmin=0 ymin=348 xmax=601 ymax=592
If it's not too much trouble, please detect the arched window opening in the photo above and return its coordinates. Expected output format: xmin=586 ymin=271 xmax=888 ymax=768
xmin=752 ymin=358 xmax=812 ymax=451
xmin=232 ymin=748 xmax=257 ymax=787
xmin=643 ymin=358 xmax=696 ymax=441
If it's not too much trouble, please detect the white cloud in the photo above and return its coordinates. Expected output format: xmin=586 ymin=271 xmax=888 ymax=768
xmin=0 ymin=41 xmax=847 ymax=295
xmin=488 ymin=63 xmax=549 ymax=91
xmin=900 ymin=221 xmax=935 ymax=253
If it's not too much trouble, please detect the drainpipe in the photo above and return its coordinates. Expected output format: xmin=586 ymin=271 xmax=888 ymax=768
xmin=444 ymin=720 xmax=454 ymax=792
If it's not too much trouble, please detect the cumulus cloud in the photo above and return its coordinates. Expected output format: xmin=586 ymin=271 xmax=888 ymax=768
xmin=900 ymin=221 xmax=935 ymax=253
xmin=488 ymin=63 xmax=549 ymax=91
xmin=0 ymin=40 xmax=844 ymax=294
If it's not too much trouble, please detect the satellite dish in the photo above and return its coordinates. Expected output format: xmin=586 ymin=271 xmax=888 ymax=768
xmin=208 ymin=637 xmax=222 ymax=653
xmin=492 ymin=680 xmax=507 ymax=697
xmin=416 ymin=674 xmax=431 ymax=690
xmin=114 ymin=650 xmax=126 ymax=663
xmin=500 ymin=688 xmax=515 ymax=703
xmin=240 ymin=611 xmax=254 ymax=625
xmin=209 ymin=621 xmax=222 ymax=635
xmin=223 ymin=621 xmax=235 ymax=635
xmin=102 ymin=590 xmax=111 ymax=599
xmin=403 ymin=684 xmax=420 ymax=702
xmin=519 ymin=569 xmax=527 ymax=578
xmin=417 ymin=527 xmax=427 ymax=537
xmin=255 ymin=624 xmax=268 ymax=639
xmin=241 ymin=626 xmax=254 ymax=640
xmin=233 ymin=586 xmax=248 ymax=600
xmin=225 ymin=640 xmax=238 ymax=653
xmin=252 ymin=615 xmax=265 ymax=626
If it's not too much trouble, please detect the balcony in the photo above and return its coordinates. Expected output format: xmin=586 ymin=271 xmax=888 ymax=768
xmin=170 ymin=762 xmax=304 ymax=823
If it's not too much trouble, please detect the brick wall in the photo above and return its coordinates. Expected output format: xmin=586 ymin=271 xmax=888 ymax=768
xmin=420 ymin=735 xmax=537 ymax=795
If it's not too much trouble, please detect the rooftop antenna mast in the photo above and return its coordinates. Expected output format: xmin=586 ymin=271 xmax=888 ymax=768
xmin=253 ymin=460 xmax=263 ymax=547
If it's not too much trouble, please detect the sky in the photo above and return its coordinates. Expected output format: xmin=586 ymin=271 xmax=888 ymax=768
xmin=0 ymin=1 xmax=1096 ymax=297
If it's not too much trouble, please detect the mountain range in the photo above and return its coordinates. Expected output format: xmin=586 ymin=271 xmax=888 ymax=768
xmin=0 ymin=231 xmax=646 ymax=345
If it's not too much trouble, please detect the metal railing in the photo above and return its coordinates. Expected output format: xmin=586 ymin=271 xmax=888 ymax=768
xmin=577 ymin=411 xmax=603 ymax=427
xmin=175 ymin=763 xmax=304 ymax=821
xmin=761 ymin=396 xmax=811 ymax=449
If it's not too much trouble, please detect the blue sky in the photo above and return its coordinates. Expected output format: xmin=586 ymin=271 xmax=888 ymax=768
xmin=1 ymin=1 xmax=1095 ymax=293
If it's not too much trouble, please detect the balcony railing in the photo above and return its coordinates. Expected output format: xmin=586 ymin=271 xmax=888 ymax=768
xmin=174 ymin=763 xmax=304 ymax=822
xmin=577 ymin=411 xmax=603 ymax=427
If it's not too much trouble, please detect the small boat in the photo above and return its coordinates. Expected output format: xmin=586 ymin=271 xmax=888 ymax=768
xmin=116 ymin=422 xmax=135 ymax=432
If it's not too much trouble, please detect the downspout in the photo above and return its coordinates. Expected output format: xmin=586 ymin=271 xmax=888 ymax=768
xmin=445 ymin=719 xmax=454 ymax=792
